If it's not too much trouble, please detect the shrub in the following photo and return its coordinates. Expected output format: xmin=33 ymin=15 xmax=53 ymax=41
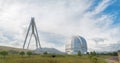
xmin=51 ymin=54 xmax=56 ymax=58
xmin=27 ymin=51 xmax=32 ymax=57
xmin=0 ymin=51 xmax=8 ymax=58
xmin=90 ymin=51 xmax=97 ymax=56
xmin=86 ymin=52 xmax=89 ymax=55
xmin=19 ymin=51 xmax=25 ymax=57
xmin=43 ymin=51 xmax=48 ymax=55
xmin=78 ymin=51 xmax=82 ymax=56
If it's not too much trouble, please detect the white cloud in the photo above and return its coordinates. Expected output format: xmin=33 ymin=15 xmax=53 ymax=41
xmin=0 ymin=0 xmax=119 ymax=52
xmin=93 ymin=0 xmax=111 ymax=14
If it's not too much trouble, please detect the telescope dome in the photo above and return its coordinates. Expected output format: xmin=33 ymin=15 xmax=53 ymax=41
xmin=65 ymin=36 xmax=87 ymax=54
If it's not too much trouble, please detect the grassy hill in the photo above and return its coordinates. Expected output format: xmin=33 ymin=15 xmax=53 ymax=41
xmin=0 ymin=46 xmax=30 ymax=53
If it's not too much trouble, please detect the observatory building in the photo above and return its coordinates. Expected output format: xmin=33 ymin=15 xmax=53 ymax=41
xmin=65 ymin=36 xmax=87 ymax=54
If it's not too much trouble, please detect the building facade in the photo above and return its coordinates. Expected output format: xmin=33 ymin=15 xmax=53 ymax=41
xmin=65 ymin=36 xmax=87 ymax=54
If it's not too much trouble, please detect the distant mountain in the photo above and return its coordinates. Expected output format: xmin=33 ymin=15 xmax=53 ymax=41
xmin=33 ymin=48 xmax=66 ymax=54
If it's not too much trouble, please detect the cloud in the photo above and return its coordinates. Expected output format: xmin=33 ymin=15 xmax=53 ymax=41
xmin=0 ymin=0 xmax=119 ymax=52
xmin=93 ymin=0 xmax=111 ymax=14
xmin=92 ymin=38 xmax=106 ymax=43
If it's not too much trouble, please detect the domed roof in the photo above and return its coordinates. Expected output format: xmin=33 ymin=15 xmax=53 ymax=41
xmin=71 ymin=36 xmax=87 ymax=46
xmin=65 ymin=36 xmax=87 ymax=54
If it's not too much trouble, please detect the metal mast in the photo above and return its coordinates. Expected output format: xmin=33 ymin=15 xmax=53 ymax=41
xmin=23 ymin=17 xmax=41 ymax=49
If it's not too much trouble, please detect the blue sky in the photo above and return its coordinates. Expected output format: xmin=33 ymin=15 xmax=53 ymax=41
xmin=0 ymin=0 xmax=120 ymax=52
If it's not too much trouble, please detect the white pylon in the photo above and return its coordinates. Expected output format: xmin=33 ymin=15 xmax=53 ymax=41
xmin=23 ymin=17 xmax=41 ymax=49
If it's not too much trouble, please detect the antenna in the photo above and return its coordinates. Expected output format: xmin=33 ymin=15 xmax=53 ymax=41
xmin=23 ymin=17 xmax=41 ymax=49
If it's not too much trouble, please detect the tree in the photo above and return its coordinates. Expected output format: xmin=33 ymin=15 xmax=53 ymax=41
xmin=86 ymin=52 xmax=89 ymax=55
xmin=27 ymin=51 xmax=32 ymax=57
xmin=0 ymin=51 xmax=8 ymax=58
xmin=93 ymin=51 xmax=97 ymax=56
xmin=19 ymin=51 xmax=25 ymax=57
xmin=43 ymin=51 xmax=48 ymax=55
xmin=78 ymin=51 xmax=82 ymax=56
xmin=90 ymin=51 xmax=97 ymax=56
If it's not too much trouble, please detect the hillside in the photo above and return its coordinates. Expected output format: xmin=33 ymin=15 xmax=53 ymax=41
xmin=34 ymin=48 xmax=65 ymax=54
xmin=0 ymin=46 xmax=65 ymax=54
xmin=0 ymin=46 xmax=30 ymax=53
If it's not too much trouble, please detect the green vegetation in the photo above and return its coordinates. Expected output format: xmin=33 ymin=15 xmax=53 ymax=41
xmin=0 ymin=46 xmax=115 ymax=63
xmin=19 ymin=51 xmax=25 ymax=57
xmin=43 ymin=51 xmax=48 ymax=55
xmin=0 ymin=52 xmax=109 ymax=63
xmin=98 ymin=52 xmax=118 ymax=56
xmin=27 ymin=51 xmax=32 ymax=57
xmin=78 ymin=51 xmax=82 ymax=56
xmin=0 ymin=51 xmax=8 ymax=58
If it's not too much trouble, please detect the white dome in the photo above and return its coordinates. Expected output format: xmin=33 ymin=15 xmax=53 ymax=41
xmin=65 ymin=36 xmax=87 ymax=54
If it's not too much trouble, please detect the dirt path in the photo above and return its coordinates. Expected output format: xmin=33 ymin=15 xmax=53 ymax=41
xmin=106 ymin=59 xmax=115 ymax=63
xmin=106 ymin=56 xmax=119 ymax=63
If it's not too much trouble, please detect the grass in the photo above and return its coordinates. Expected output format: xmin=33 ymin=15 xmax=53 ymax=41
xmin=0 ymin=54 xmax=110 ymax=63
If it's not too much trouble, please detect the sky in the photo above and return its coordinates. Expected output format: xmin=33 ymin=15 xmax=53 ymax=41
xmin=0 ymin=0 xmax=120 ymax=52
